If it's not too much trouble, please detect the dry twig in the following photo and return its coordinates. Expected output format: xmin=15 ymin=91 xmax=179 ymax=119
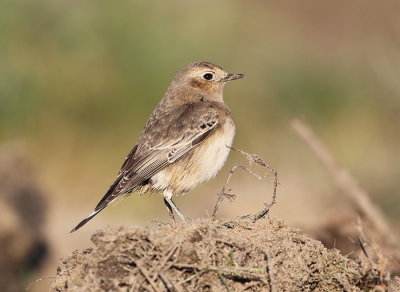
xmin=211 ymin=146 xmax=278 ymax=222
xmin=129 ymin=258 xmax=160 ymax=292
xmin=355 ymin=218 xmax=390 ymax=290
xmin=158 ymin=272 xmax=181 ymax=292
xmin=263 ymin=251 xmax=277 ymax=292
xmin=171 ymin=263 xmax=267 ymax=283
xmin=290 ymin=118 xmax=398 ymax=247
xmin=149 ymin=245 xmax=182 ymax=292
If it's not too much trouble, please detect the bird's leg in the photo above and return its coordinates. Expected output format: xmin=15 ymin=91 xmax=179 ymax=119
xmin=163 ymin=190 xmax=186 ymax=222
xmin=163 ymin=198 xmax=175 ymax=224
xmin=168 ymin=198 xmax=186 ymax=222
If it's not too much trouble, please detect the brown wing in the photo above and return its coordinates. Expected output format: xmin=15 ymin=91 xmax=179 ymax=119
xmin=94 ymin=101 xmax=219 ymax=211
xmin=71 ymin=101 xmax=219 ymax=233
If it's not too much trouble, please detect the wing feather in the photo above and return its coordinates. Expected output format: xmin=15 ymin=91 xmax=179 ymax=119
xmin=95 ymin=102 xmax=219 ymax=210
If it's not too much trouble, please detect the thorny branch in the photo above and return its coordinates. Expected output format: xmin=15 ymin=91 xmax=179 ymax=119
xmin=211 ymin=146 xmax=278 ymax=223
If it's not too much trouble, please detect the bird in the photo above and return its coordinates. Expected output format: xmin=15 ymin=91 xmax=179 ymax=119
xmin=70 ymin=61 xmax=244 ymax=232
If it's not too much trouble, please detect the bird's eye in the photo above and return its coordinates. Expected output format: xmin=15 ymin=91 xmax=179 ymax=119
xmin=202 ymin=73 xmax=214 ymax=80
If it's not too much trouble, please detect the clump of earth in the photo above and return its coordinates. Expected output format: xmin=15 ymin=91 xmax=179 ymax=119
xmin=52 ymin=218 xmax=394 ymax=291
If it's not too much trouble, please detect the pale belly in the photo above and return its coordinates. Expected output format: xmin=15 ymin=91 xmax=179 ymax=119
xmin=150 ymin=121 xmax=235 ymax=195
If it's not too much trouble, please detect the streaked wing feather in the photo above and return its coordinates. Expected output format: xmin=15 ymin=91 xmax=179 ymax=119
xmin=118 ymin=145 xmax=138 ymax=175
xmin=119 ymin=124 xmax=216 ymax=193
xmin=95 ymin=102 xmax=219 ymax=210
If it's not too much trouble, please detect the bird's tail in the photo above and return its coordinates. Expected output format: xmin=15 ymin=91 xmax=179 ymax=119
xmin=70 ymin=205 xmax=106 ymax=233
xmin=70 ymin=175 xmax=124 ymax=233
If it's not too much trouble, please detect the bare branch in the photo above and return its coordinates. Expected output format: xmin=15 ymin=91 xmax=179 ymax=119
xmin=212 ymin=146 xmax=278 ymax=223
xmin=290 ymin=117 xmax=398 ymax=247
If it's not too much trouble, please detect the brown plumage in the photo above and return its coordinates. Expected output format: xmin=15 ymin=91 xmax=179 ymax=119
xmin=71 ymin=62 xmax=244 ymax=232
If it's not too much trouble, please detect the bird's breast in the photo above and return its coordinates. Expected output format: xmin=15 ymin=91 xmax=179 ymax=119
xmin=193 ymin=120 xmax=235 ymax=184
xmin=149 ymin=118 xmax=235 ymax=195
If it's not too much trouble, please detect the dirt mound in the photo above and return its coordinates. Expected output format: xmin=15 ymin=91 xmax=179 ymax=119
xmin=51 ymin=218 xmax=392 ymax=291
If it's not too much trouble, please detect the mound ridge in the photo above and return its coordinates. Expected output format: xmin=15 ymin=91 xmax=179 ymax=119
xmin=52 ymin=218 xmax=390 ymax=291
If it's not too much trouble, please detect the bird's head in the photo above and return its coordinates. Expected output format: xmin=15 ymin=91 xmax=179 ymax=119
xmin=170 ymin=62 xmax=244 ymax=102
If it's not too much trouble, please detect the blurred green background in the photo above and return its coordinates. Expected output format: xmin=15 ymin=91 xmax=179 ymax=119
xmin=1 ymin=0 xmax=400 ymax=290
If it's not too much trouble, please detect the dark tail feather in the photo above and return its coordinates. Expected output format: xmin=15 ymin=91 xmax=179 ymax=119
xmin=95 ymin=175 xmax=124 ymax=211
xmin=70 ymin=175 xmax=124 ymax=233
xmin=70 ymin=205 xmax=106 ymax=233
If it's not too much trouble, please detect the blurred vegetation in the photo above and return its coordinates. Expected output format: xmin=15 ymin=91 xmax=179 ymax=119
xmin=1 ymin=0 xmax=399 ymax=222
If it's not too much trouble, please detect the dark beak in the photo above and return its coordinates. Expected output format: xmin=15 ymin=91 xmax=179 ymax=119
xmin=223 ymin=73 xmax=245 ymax=82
